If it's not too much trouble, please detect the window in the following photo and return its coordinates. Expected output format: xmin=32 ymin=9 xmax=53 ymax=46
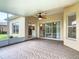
xmin=12 ymin=23 xmax=19 ymax=34
xmin=67 ymin=13 xmax=76 ymax=39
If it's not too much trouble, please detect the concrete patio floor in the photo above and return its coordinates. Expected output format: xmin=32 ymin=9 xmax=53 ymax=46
xmin=0 ymin=39 xmax=79 ymax=59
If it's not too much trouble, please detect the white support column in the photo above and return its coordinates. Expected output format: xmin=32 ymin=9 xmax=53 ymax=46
xmin=76 ymin=11 xmax=79 ymax=41
xmin=7 ymin=20 xmax=10 ymax=37
xmin=25 ymin=17 xmax=29 ymax=40
xmin=7 ymin=14 xmax=10 ymax=38
xmin=36 ymin=20 xmax=40 ymax=38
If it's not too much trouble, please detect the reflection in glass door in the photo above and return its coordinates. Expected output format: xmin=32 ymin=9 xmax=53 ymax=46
xmin=52 ymin=22 xmax=57 ymax=38
xmin=45 ymin=23 xmax=53 ymax=38
xmin=52 ymin=21 xmax=60 ymax=39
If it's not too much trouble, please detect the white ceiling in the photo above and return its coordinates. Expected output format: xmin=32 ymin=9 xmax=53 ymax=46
xmin=0 ymin=0 xmax=77 ymax=16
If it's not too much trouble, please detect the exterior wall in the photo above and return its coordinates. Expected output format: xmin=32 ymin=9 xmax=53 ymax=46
xmin=64 ymin=3 xmax=79 ymax=51
xmin=38 ymin=13 xmax=63 ymax=40
xmin=0 ymin=25 xmax=8 ymax=32
xmin=9 ymin=17 xmax=25 ymax=37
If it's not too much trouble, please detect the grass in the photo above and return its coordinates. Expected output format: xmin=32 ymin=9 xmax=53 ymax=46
xmin=0 ymin=34 xmax=8 ymax=41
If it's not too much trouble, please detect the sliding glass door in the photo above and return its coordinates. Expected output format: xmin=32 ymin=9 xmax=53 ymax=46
xmin=40 ymin=21 xmax=61 ymax=39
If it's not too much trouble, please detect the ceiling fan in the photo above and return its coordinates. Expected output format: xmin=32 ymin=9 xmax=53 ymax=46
xmin=35 ymin=12 xmax=47 ymax=20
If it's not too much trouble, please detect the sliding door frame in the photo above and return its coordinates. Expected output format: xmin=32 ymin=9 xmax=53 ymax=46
xmin=39 ymin=20 xmax=62 ymax=40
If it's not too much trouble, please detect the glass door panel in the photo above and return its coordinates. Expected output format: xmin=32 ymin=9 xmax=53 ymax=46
xmin=52 ymin=21 xmax=60 ymax=39
xmin=52 ymin=22 xmax=57 ymax=38
xmin=45 ymin=23 xmax=52 ymax=38
xmin=39 ymin=24 xmax=45 ymax=37
xmin=56 ymin=21 xmax=60 ymax=39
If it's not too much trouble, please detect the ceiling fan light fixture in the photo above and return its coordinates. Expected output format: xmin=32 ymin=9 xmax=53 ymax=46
xmin=38 ymin=13 xmax=43 ymax=20
xmin=38 ymin=17 xmax=42 ymax=20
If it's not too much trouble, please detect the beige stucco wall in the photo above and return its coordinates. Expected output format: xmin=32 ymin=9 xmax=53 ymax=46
xmin=64 ymin=3 xmax=79 ymax=51
xmin=9 ymin=17 xmax=25 ymax=37
xmin=39 ymin=13 xmax=63 ymax=23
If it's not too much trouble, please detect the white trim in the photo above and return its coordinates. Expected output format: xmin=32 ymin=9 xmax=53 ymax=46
xmin=67 ymin=38 xmax=76 ymax=41
xmin=40 ymin=37 xmax=63 ymax=41
xmin=66 ymin=12 xmax=76 ymax=40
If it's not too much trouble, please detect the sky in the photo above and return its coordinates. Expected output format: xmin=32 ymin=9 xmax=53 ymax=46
xmin=0 ymin=12 xmax=7 ymax=22
xmin=0 ymin=12 xmax=14 ymax=22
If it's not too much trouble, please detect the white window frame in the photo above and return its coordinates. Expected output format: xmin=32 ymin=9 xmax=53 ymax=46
xmin=67 ymin=12 xmax=76 ymax=40
xmin=12 ymin=23 xmax=19 ymax=34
